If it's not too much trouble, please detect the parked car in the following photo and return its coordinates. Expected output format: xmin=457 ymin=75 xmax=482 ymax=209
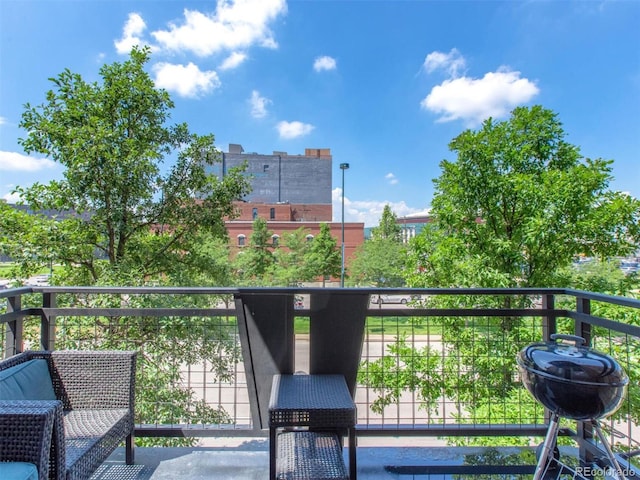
xmin=620 ymin=261 xmax=639 ymax=275
xmin=371 ymin=294 xmax=413 ymax=305
xmin=27 ymin=273 xmax=51 ymax=286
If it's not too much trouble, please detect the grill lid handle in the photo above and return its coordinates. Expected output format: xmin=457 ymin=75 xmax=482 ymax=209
xmin=550 ymin=334 xmax=586 ymax=346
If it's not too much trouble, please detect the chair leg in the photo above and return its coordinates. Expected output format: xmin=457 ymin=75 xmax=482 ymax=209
xmin=270 ymin=427 xmax=276 ymax=480
xmin=349 ymin=427 xmax=357 ymax=479
xmin=126 ymin=433 xmax=135 ymax=465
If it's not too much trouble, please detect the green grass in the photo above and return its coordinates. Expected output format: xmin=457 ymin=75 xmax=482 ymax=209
xmin=365 ymin=316 xmax=432 ymax=335
xmin=294 ymin=316 xmax=433 ymax=336
xmin=0 ymin=263 xmax=16 ymax=277
xmin=0 ymin=263 xmax=58 ymax=278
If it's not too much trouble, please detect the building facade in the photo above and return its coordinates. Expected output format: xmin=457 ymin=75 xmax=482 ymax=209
xmin=218 ymin=144 xmax=364 ymax=273
xmin=226 ymin=220 xmax=364 ymax=263
xmin=396 ymin=211 xmax=433 ymax=243
xmin=364 ymin=211 xmax=433 ymax=243
xmin=212 ymin=144 xmax=333 ymax=216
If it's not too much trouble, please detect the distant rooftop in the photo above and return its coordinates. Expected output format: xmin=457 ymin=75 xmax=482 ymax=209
xmin=226 ymin=144 xmax=331 ymax=158
xmin=398 ymin=209 xmax=432 ymax=220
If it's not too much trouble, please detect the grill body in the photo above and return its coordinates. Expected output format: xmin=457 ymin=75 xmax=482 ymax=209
xmin=517 ymin=334 xmax=629 ymax=480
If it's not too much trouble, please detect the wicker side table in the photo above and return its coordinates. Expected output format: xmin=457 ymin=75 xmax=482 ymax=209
xmin=268 ymin=374 xmax=357 ymax=479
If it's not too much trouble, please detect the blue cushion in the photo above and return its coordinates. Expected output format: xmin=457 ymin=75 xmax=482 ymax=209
xmin=0 ymin=462 xmax=39 ymax=480
xmin=0 ymin=359 xmax=56 ymax=401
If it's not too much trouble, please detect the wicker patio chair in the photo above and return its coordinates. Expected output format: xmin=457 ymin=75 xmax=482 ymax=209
xmin=0 ymin=400 xmax=61 ymax=480
xmin=0 ymin=350 xmax=137 ymax=480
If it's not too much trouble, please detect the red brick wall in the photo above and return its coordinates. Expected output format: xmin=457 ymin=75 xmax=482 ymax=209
xmin=231 ymin=202 xmax=332 ymax=222
xmin=225 ymin=220 xmax=364 ymax=270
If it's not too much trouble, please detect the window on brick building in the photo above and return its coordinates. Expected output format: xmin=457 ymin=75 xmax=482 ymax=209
xmin=270 ymin=207 xmax=275 ymax=219
xmin=272 ymin=234 xmax=279 ymax=246
xmin=252 ymin=208 xmax=258 ymax=219
xmin=306 ymin=234 xmax=314 ymax=242
xmin=238 ymin=235 xmax=246 ymax=247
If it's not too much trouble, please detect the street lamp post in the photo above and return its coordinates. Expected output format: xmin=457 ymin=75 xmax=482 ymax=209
xmin=340 ymin=163 xmax=349 ymax=287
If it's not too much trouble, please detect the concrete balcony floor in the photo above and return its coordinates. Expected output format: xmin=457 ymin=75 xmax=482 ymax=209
xmin=92 ymin=438 xmax=547 ymax=480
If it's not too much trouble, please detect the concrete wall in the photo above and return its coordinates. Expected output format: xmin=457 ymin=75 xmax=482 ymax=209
xmin=217 ymin=147 xmax=332 ymax=205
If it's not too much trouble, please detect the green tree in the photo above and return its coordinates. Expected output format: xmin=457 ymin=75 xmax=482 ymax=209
xmin=370 ymin=204 xmax=402 ymax=241
xmin=233 ymin=217 xmax=275 ymax=285
xmin=0 ymin=48 xmax=251 ymax=446
xmin=360 ymin=106 xmax=640 ymax=444
xmin=558 ymin=259 xmax=633 ymax=295
xmin=409 ymin=105 xmax=640 ymax=289
xmin=348 ymin=239 xmax=406 ymax=287
xmin=271 ymin=227 xmax=315 ymax=286
xmin=348 ymin=205 xmax=406 ymax=287
xmin=305 ymin=223 xmax=341 ymax=287
xmin=6 ymin=46 xmax=249 ymax=284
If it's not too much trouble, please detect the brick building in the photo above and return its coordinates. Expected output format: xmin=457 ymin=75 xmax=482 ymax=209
xmin=216 ymin=144 xmax=364 ymax=269
xmin=213 ymin=144 xmax=333 ymax=210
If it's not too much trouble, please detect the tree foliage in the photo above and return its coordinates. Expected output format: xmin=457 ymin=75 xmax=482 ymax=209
xmin=348 ymin=205 xmax=406 ymax=287
xmin=0 ymin=48 xmax=251 ymax=446
xmin=305 ymin=223 xmax=341 ymax=287
xmin=231 ymin=220 xmax=342 ymax=287
xmin=5 ymin=46 xmax=250 ymax=284
xmin=271 ymin=228 xmax=315 ymax=286
xmin=233 ymin=217 xmax=275 ymax=285
xmin=370 ymin=204 xmax=402 ymax=241
xmin=409 ymin=105 xmax=640 ymax=289
xmin=360 ymin=106 xmax=640 ymax=445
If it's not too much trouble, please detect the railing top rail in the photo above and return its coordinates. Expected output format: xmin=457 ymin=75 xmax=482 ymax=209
xmin=2 ymin=285 xmax=639 ymax=310
xmin=0 ymin=286 xmax=33 ymax=299
xmin=564 ymin=288 xmax=640 ymax=308
xmin=6 ymin=286 xmax=567 ymax=295
xmin=1 ymin=286 xmax=241 ymax=297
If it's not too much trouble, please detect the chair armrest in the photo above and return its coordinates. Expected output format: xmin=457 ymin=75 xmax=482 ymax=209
xmin=0 ymin=400 xmax=62 ymax=480
xmin=50 ymin=350 xmax=137 ymax=411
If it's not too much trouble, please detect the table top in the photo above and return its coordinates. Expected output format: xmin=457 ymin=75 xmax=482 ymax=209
xmin=268 ymin=374 xmax=356 ymax=428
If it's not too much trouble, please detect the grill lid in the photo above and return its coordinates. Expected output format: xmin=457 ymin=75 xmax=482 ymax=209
xmin=517 ymin=334 xmax=628 ymax=387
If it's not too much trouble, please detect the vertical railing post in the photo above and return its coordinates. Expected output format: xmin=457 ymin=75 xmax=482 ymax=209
xmin=41 ymin=292 xmax=57 ymax=351
xmin=541 ymin=293 xmax=556 ymax=341
xmin=540 ymin=293 xmax=557 ymax=426
xmin=576 ymin=295 xmax=594 ymax=466
xmin=4 ymin=292 xmax=24 ymax=357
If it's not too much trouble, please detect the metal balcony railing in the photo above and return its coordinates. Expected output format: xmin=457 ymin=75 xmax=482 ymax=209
xmin=2 ymin=286 xmax=639 ymax=472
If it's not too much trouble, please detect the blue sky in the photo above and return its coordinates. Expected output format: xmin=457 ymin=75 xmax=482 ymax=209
xmin=1 ymin=0 xmax=639 ymax=227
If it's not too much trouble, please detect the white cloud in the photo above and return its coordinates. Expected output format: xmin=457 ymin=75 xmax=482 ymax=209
xmin=424 ymin=48 xmax=466 ymax=78
xmin=152 ymin=62 xmax=221 ymax=98
xmin=115 ymin=12 xmax=148 ymax=54
xmin=0 ymin=151 xmax=56 ymax=171
xmin=313 ymin=56 xmax=337 ymax=72
xmin=0 ymin=116 xmax=8 ymax=126
xmin=151 ymin=0 xmax=287 ymax=57
xmin=220 ymin=51 xmax=248 ymax=70
xmin=385 ymin=173 xmax=398 ymax=185
xmin=421 ymin=49 xmax=539 ymax=126
xmin=422 ymin=69 xmax=539 ymax=126
xmin=2 ymin=191 xmax=22 ymax=203
xmin=276 ymin=121 xmax=314 ymax=139
xmin=249 ymin=90 xmax=271 ymax=118
xmin=332 ymin=188 xmax=426 ymax=227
